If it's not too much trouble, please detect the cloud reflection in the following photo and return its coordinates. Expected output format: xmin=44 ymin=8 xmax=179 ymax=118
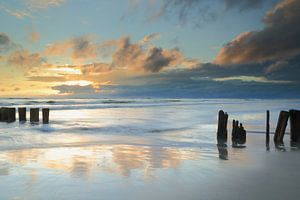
xmin=0 ymin=144 xmax=199 ymax=180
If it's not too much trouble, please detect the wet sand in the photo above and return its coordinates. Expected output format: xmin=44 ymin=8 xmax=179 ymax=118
xmin=0 ymin=134 xmax=300 ymax=200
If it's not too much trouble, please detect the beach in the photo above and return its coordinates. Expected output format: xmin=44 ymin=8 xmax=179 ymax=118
xmin=0 ymin=99 xmax=300 ymax=200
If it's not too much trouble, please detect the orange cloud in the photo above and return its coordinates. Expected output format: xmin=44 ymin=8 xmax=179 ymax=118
xmin=7 ymin=49 xmax=45 ymax=70
xmin=30 ymin=31 xmax=40 ymax=42
xmin=44 ymin=35 xmax=98 ymax=61
xmin=111 ymin=36 xmax=183 ymax=72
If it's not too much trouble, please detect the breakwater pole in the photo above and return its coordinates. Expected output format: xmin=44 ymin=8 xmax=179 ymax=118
xmin=217 ymin=110 xmax=228 ymax=160
xmin=290 ymin=109 xmax=300 ymax=143
xmin=231 ymin=120 xmax=247 ymax=148
xmin=266 ymin=110 xmax=270 ymax=149
xmin=18 ymin=107 xmax=26 ymax=122
xmin=217 ymin=110 xmax=228 ymax=144
xmin=30 ymin=108 xmax=39 ymax=123
xmin=0 ymin=107 xmax=16 ymax=122
xmin=42 ymin=108 xmax=49 ymax=124
xmin=7 ymin=108 xmax=16 ymax=122
xmin=0 ymin=107 xmax=50 ymax=124
xmin=274 ymin=111 xmax=289 ymax=145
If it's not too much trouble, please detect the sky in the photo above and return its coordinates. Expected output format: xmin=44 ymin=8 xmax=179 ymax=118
xmin=0 ymin=0 xmax=299 ymax=98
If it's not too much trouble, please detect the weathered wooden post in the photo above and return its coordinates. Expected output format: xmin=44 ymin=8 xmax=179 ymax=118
xmin=0 ymin=107 xmax=3 ymax=122
xmin=239 ymin=123 xmax=246 ymax=144
xmin=232 ymin=120 xmax=239 ymax=144
xmin=42 ymin=108 xmax=49 ymax=124
xmin=30 ymin=108 xmax=39 ymax=123
xmin=1 ymin=107 xmax=9 ymax=122
xmin=274 ymin=111 xmax=289 ymax=144
xmin=217 ymin=110 xmax=228 ymax=143
xmin=231 ymin=119 xmax=236 ymax=143
xmin=266 ymin=110 xmax=270 ymax=147
xmin=290 ymin=109 xmax=300 ymax=143
xmin=7 ymin=108 xmax=16 ymax=122
xmin=18 ymin=107 xmax=26 ymax=122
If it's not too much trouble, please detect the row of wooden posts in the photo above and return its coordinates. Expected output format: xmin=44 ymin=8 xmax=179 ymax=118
xmin=217 ymin=109 xmax=300 ymax=146
xmin=0 ymin=107 xmax=50 ymax=124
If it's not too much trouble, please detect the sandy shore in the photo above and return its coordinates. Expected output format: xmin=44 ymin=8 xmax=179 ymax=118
xmin=0 ymin=133 xmax=299 ymax=200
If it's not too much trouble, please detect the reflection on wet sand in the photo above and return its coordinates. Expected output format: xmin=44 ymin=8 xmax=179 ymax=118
xmin=217 ymin=143 xmax=228 ymax=160
xmin=0 ymin=145 xmax=200 ymax=180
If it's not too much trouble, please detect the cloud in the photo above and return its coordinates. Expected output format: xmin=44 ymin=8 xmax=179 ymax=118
xmin=212 ymin=75 xmax=291 ymax=83
xmin=44 ymin=35 xmax=187 ymax=73
xmin=224 ymin=0 xmax=269 ymax=11
xmin=52 ymin=84 xmax=98 ymax=95
xmin=0 ymin=0 xmax=65 ymax=19
xmin=0 ymin=32 xmax=17 ymax=52
xmin=80 ymin=63 xmax=112 ymax=75
xmin=265 ymin=60 xmax=288 ymax=73
xmin=45 ymin=35 xmax=98 ymax=61
xmin=0 ymin=5 xmax=32 ymax=19
xmin=28 ymin=76 xmax=67 ymax=82
xmin=7 ymin=49 xmax=45 ymax=70
xmin=25 ymin=0 xmax=66 ymax=9
xmin=140 ymin=33 xmax=160 ymax=44
xmin=126 ymin=0 xmax=272 ymax=27
xmin=216 ymin=0 xmax=300 ymax=64
xmin=0 ymin=33 xmax=11 ymax=52
xmin=30 ymin=31 xmax=40 ymax=42
xmin=111 ymin=36 xmax=183 ymax=72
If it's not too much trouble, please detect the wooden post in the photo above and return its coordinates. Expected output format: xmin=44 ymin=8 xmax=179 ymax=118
xmin=217 ymin=110 xmax=228 ymax=143
xmin=42 ymin=108 xmax=49 ymax=124
xmin=224 ymin=112 xmax=228 ymax=142
xmin=1 ymin=107 xmax=9 ymax=122
xmin=239 ymin=123 xmax=246 ymax=144
xmin=232 ymin=120 xmax=239 ymax=144
xmin=266 ymin=110 xmax=270 ymax=146
xmin=7 ymin=108 xmax=16 ymax=122
xmin=30 ymin=108 xmax=39 ymax=123
xmin=231 ymin=119 xmax=236 ymax=143
xmin=274 ymin=111 xmax=289 ymax=144
xmin=290 ymin=109 xmax=300 ymax=143
xmin=0 ymin=107 xmax=3 ymax=122
xmin=18 ymin=107 xmax=26 ymax=122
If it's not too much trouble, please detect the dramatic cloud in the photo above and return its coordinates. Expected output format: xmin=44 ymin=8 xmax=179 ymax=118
xmin=7 ymin=49 xmax=45 ymax=70
xmin=111 ymin=37 xmax=183 ymax=72
xmin=216 ymin=0 xmax=300 ymax=64
xmin=44 ymin=35 xmax=188 ymax=73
